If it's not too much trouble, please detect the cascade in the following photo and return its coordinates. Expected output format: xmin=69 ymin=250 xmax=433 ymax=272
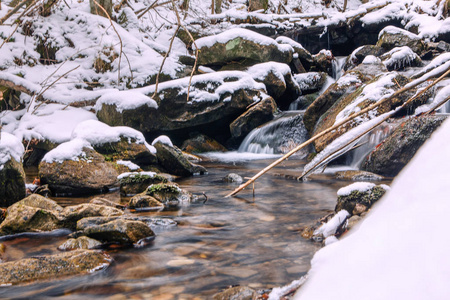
xmin=238 ymin=111 xmax=309 ymax=155
xmin=331 ymin=56 xmax=347 ymax=80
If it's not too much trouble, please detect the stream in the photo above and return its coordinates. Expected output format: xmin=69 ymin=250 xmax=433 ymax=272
xmin=0 ymin=156 xmax=391 ymax=299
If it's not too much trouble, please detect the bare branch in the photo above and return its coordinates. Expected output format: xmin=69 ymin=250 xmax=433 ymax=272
xmin=0 ymin=0 xmax=31 ymax=25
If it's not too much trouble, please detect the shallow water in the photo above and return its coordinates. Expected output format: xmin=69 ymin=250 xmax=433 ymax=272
xmin=0 ymin=158 xmax=385 ymax=299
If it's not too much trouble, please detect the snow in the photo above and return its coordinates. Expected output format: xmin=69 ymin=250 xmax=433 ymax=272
xmin=116 ymin=160 xmax=140 ymax=171
xmin=337 ymin=182 xmax=376 ymax=196
xmin=247 ymin=62 xmax=292 ymax=84
xmin=382 ymin=46 xmax=420 ymax=70
xmin=0 ymin=132 xmax=25 ymax=169
xmin=294 ymin=72 xmax=324 ymax=90
xmin=295 ymin=117 xmax=450 ymax=300
xmin=117 ymin=171 xmax=157 ymax=180
xmin=424 ymin=85 xmax=450 ymax=112
xmin=314 ymin=210 xmax=350 ymax=238
xmin=94 ymin=91 xmax=158 ymax=113
xmin=151 ymin=135 xmax=173 ymax=147
xmin=42 ymin=138 xmax=92 ymax=163
xmin=378 ymin=25 xmax=421 ymax=40
xmin=362 ymin=55 xmax=381 ymax=64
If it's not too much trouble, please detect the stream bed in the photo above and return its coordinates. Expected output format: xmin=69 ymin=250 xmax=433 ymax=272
xmin=0 ymin=156 xmax=389 ymax=299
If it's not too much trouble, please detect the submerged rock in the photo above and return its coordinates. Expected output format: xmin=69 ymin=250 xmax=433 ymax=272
xmin=58 ymin=236 xmax=103 ymax=251
xmin=223 ymin=173 xmax=243 ymax=184
xmin=39 ymin=147 xmax=119 ymax=196
xmin=213 ymin=286 xmax=257 ymax=300
xmin=0 ymin=250 xmax=111 ymax=285
xmin=362 ymin=115 xmax=446 ymax=176
xmin=153 ymin=141 xmax=207 ymax=176
xmin=335 ymin=170 xmax=384 ymax=181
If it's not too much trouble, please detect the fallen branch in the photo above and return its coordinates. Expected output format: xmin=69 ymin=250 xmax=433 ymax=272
xmin=0 ymin=0 xmax=31 ymax=25
xmin=226 ymin=65 xmax=450 ymax=197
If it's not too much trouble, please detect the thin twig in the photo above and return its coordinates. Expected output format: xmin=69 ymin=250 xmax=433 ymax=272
xmin=0 ymin=21 xmax=20 ymax=49
xmin=137 ymin=0 xmax=171 ymax=19
xmin=0 ymin=0 xmax=31 ymax=25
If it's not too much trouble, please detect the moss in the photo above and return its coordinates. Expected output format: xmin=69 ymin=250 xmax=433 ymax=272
xmin=120 ymin=174 xmax=167 ymax=185
xmin=146 ymin=183 xmax=181 ymax=196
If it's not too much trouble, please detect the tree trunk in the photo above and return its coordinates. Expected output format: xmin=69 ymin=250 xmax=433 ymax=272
xmin=214 ymin=0 xmax=221 ymax=14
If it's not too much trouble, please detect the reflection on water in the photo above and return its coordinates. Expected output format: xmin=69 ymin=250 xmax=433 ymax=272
xmin=1 ymin=158 xmax=373 ymax=299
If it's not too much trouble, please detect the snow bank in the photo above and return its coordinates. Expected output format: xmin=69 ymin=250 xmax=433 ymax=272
xmin=0 ymin=132 xmax=25 ymax=168
xmin=42 ymin=138 xmax=92 ymax=163
xmin=314 ymin=210 xmax=350 ymax=238
xmin=117 ymin=171 xmax=157 ymax=180
xmin=295 ymin=118 xmax=450 ymax=300
xmin=94 ymin=91 xmax=158 ymax=113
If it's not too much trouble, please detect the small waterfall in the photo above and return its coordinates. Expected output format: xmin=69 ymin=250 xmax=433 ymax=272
xmin=331 ymin=56 xmax=347 ymax=80
xmin=238 ymin=112 xmax=309 ymax=155
xmin=345 ymin=122 xmax=395 ymax=169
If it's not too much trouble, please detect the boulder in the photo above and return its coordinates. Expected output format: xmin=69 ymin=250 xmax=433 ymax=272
xmin=0 ymin=250 xmax=111 ymax=285
xmin=61 ymin=203 xmax=124 ymax=230
xmin=119 ymin=171 xmax=169 ymax=196
xmin=223 ymin=173 xmax=243 ymax=183
xmin=195 ymin=28 xmax=293 ymax=66
xmin=153 ymin=141 xmax=207 ymax=176
xmin=344 ymin=45 xmax=385 ymax=71
xmin=0 ymin=195 xmax=62 ymax=235
xmin=0 ymin=132 xmax=26 ymax=207
xmin=294 ymin=72 xmax=328 ymax=94
xmin=58 ymin=236 xmax=103 ymax=251
xmin=96 ymin=72 xmax=265 ymax=140
xmin=89 ymin=197 xmax=124 ymax=209
xmin=311 ymin=50 xmax=334 ymax=74
xmin=362 ymin=115 xmax=446 ymax=176
xmin=380 ymin=46 xmax=423 ymax=71
xmin=76 ymin=218 xmax=155 ymax=245
xmin=128 ymin=194 xmax=164 ymax=210
xmin=376 ymin=26 xmax=427 ymax=56
xmin=181 ymin=134 xmax=227 ymax=154
xmin=335 ymin=182 xmax=389 ymax=215
xmin=145 ymin=182 xmax=194 ymax=206
xmin=230 ymin=96 xmax=277 ymax=140
xmin=276 ymin=36 xmax=314 ymax=71
xmin=39 ymin=147 xmax=119 ymax=196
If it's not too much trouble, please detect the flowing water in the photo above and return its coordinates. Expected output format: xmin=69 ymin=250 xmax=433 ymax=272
xmin=0 ymin=158 xmax=371 ymax=299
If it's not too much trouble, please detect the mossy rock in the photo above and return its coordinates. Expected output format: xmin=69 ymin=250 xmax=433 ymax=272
xmin=145 ymin=182 xmax=194 ymax=205
xmin=128 ymin=194 xmax=164 ymax=210
xmin=119 ymin=172 xmax=168 ymax=196
xmin=335 ymin=184 xmax=388 ymax=215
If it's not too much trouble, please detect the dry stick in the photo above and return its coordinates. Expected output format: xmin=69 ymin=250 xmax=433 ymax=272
xmin=92 ymin=0 xmax=123 ymax=85
xmin=226 ymin=66 xmax=450 ymax=197
xmin=137 ymin=0 xmax=171 ymax=19
xmin=0 ymin=0 xmax=31 ymax=25
xmin=152 ymin=24 xmax=180 ymax=97
xmin=424 ymin=95 xmax=450 ymax=115
xmin=0 ymin=21 xmax=20 ymax=49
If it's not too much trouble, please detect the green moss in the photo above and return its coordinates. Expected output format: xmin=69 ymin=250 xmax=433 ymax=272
xmin=120 ymin=174 xmax=167 ymax=185
xmin=146 ymin=183 xmax=180 ymax=196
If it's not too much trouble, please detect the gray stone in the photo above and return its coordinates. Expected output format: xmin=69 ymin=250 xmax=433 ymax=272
xmin=0 ymin=157 xmax=26 ymax=207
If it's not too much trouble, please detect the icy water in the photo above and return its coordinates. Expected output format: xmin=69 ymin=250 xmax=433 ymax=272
xmin=0 ymin=157 xmax=383 ymax=299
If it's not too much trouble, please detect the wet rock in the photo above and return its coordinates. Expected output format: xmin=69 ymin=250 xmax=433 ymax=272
xmin=0 ymin=243 xmax=5 ymax=262
xmin=377 ymin=26 xmax=427 ymax=56
xmin=0 ymin=156 xmax=26 ymax=208
xmin=335 ymin=170 xmax=384 ymax=181
xmin=0 ymin=249 xmax=111 ymax=285
xmin=58 ymin=236 xmax=103 ymax=251
xmin=144 ymin=182 xmax=194 ymax=206
xmin=344 ymin=45 xmax=385 ymax=71
xmin=230 ymin=96 xmax=277 ymax=140
xmin=311 ymin=50 xmax=334 ymax=75
xmin=128 ymin=194 xmax=164 ymax=210
xmin=89 ymin=197 xmax=124 ymax=209
xmin=181 ymin=134 xmax=227 ymax=154
xmin=39 ymin=147 xmax=119 ymax=196
xmin=294 ymin=72 xmax=328 ymax=94
xmin=0 ymin=195 xmax=62 ymax=235
xmin=33 ymin=184 xmax=52 ymax=197
xmin=196 ymin=29 xmax=292 ymax=66
xmin=76 ymin=218 xmax=155 ymax=245
xmin=213 ymin=286 xmax=257 ymax=300
xmin=153 ymin=141 xmax=207 ymax=177
xmin=276 ymin=36 xmax=314 ymax=71
xmin=119 ymin=171 xmax=169 ymax=196
xmin=335 ymin=183 xmax=389 ymax=215
xmin=223 ymin=173 xmax=243 ymax=184
xmin=362 ymin=115 xmax=446 ymax=176
xmin=61 ymin=203 xmax=124 ymax=230
xmin=380 ymin=46 xmax=423 ymax=71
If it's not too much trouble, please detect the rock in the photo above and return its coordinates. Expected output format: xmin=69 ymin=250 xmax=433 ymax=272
xmin=311 ymin=50 xmax=334 ymax=75
xmin=76 ymin=218 xmax=155 ymax=245
xmin=128 ymin=194 xmax=164 ymax=210
xmin=362 ymin=115 xmax=446 ymax=176
xmin=119 ymin=171 xmax=169 ymax=196
xmin=58 ymin=236 xmax=103 ymax=251
xmin=0 ymin=250 xmax=111 ymax=285
xmin=95 ymin=137 xmax=157 ymax=167
xmin=145 ymin=182 xmax=194 ymax=206
xmin=380 ymin=46 xmax=423 ymax=71
xmin=153 ymin=141 xmax=207 ymax=176
xmin=223 ymin=173 xmax=243 ymax=184
xmin=335 ymin=183 xmax=389 ymax=215
xmin=96 ymin=72 xmax=265 ymax=141
xmin=294 ymin=72 xmax=328 ymax=94
xmin=376 ymin=26 xmax=427 ymax=56
xmin=276 ymin=36 xmax=314 ymax=71
xmin=344 ymin=45 xmax=385 ymax=71
xmin=346 ymin=215 xmax=363 ymax=231
xmin=89 ymin=197 xmax=124 ymax=209
xmin=61 ymin=203 xmax=124 ymax=230
xmin=0 ymin=243 xmax=5 ymax=262
xmin=213 ymin=286 xmax=257 ymax=300
xmin=181 ymin=134 xmax=227 ymax=153
xmin=335 ymin=170 xmax=384 ymax=181
xmin=0 ymin=195 xmax=62 ymax=235
xmin=39 ymin=147 xmax=119 ymax=196
xmin=230 ymin=96 xmax=277 ymax=140
xmin=248 ymin=0 xmax=268 ymax=11
xmin=0 ymin=132 xmax=26 ymax=207
xmin=196 ymin=28 xmax=293 ymax=66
